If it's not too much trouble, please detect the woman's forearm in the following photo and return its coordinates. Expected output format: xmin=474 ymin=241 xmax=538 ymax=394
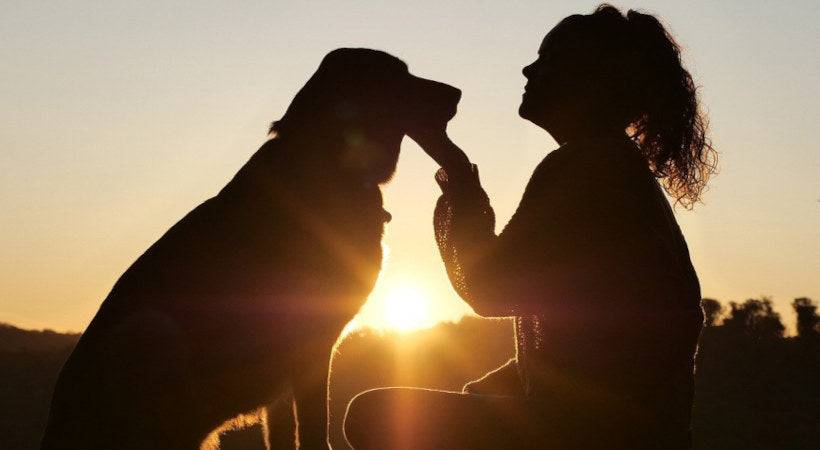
xmin=433 ymin=166 xmax=518 ymax=317
xmin=433 ymin=138 xmax=473 ymax=178
xmin=419 ymin=132 xmax=537 ymax=316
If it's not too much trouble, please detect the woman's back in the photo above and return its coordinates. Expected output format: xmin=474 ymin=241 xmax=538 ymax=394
xmin=511 ymin=138 xmax=703 ymax=446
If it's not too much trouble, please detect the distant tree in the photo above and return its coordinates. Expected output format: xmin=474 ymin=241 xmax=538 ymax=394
xmin=701 ymin=298 xmax=723 ymax=327
xmin=792 ymin=297 xmax=820 ymax=338
xmin=722 ymin=297 xmax=785 ymax=339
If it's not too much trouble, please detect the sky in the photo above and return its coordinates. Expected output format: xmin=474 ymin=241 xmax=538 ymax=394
xmin=1 ymin=0 xmax=818 ymax=333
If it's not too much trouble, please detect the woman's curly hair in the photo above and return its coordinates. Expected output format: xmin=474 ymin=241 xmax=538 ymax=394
xmin=578 ymin=5 xmax=718 ymax=208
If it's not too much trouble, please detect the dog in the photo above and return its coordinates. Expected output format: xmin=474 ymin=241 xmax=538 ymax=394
xmin=41 ymin=48 xmax=461 ymax=449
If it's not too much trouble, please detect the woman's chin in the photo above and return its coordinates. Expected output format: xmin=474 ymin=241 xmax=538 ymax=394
xmin=518 ymin=104 xmax=551 ymax=132
xmin=518 ymin=100 xmax=535 ymax=120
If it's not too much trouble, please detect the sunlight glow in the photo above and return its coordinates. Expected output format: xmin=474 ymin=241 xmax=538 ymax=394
xmin=345 ymin=270 xmax=474 ymax=334
xmin=382 ymin=285 xmax=432 ymax=332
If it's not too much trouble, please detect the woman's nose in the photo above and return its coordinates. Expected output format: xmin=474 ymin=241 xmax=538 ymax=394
xmin=522 ymin=61 xmax=535 ymax=79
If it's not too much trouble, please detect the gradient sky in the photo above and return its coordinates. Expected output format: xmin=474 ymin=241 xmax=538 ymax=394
xmin=2 ymin=0 xmax=818 ymax=333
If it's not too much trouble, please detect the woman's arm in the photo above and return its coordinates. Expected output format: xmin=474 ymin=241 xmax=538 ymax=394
xmin=417 ymin=133 xmax=645 ymax=318
xmin=407 ymin=130 xmax=503 ymax=314
xmin=433 ymin=151 xmax=579 ymax=317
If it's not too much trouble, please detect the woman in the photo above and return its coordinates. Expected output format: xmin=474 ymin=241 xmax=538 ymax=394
xmin=345 ymin=5 xmax=716 ymax=450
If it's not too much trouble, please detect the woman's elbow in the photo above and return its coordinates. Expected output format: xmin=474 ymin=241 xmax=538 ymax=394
xmin=463 ymin=287 xmax=513 ymax=318
xmin=463 ymin=272 xmax=542 ymax=317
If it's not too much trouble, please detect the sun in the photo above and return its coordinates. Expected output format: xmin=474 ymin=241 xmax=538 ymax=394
xmin=382 ymin=285 xmax=432 ymax=332
xmin=347 ymin=274 xmax=473 ymax=334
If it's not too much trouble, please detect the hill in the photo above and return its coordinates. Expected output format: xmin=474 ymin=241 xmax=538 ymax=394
xmin=0 ymin=323 xmax=79 ymax=450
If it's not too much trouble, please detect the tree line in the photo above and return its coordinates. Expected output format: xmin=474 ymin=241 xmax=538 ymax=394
xmin=693 ymin=296 xmax=819 ymax=449
xmin=701 ymin=296 xmax=820 ymax=339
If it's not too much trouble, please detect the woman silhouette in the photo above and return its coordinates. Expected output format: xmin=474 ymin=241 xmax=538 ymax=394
xmin=345 ymin=5 xmax=716 ymax=450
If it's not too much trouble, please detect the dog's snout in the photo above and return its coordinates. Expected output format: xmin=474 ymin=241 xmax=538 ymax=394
xmin=442 ymin=83 xmax=462 ymax=103
xmin=414 ymin=77 xmax=460 ymax=100
xmin=426 ymin=79 xmax=461 ymax=104
xmin=406 ymin=75 xmax=462 ymax=124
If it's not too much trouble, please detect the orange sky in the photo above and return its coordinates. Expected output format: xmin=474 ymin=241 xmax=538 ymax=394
xmin=1 ymin=1 xmax=818 ymax=333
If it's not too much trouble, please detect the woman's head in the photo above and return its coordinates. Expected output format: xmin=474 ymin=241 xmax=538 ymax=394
xmin=520 ymin=4 xmax=717 ymax=208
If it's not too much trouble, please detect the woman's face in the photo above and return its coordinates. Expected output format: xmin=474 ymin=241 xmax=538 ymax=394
xmin=520 ymin=17 xmax=635 ymax=144
xmin=520 ymin=18 xmax=618 ymax=142
xmin=519 ymin=24 xmax=573 ymax=130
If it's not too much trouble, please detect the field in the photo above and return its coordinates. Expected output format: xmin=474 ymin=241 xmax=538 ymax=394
xmin=2 ymin=313 xmax=818 ymax=449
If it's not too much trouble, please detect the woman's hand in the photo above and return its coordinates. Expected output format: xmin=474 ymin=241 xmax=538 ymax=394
xmin=407 ymin=126 xmax=472 ymax=177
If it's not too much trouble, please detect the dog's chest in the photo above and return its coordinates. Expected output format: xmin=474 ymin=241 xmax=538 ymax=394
xmin=270 ymin=181 xmax=386 ymax=282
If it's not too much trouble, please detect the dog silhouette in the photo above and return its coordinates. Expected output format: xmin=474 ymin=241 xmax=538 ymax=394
xmin=41 ymin=48 xmax=460 ymax=450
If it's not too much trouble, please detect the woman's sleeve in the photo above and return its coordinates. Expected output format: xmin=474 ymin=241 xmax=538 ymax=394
xmin=433 ymin=164 xmax=497 ymax=311
xmin=434 ymin=146 xmax=634 ymax=317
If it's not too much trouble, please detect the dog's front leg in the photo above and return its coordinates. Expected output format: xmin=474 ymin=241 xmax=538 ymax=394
xmin=265 ymin=391 xmax=298 ymax=450
xmin=293 ymin=356 xmax=331 ymax=449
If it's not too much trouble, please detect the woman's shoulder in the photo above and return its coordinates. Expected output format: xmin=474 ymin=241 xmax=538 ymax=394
xmin=536 ymin=136 xmax=646 ymax=179
xmin=558 ymin=136 xmax=642 ymax=160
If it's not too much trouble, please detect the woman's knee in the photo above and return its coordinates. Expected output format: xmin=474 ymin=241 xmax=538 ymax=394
xmin=343 ymin=388 xmax=392 ymax=449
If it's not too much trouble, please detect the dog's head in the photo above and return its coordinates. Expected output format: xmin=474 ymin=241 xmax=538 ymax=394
xmin=271 ymin=48 xmax=461 ymax=183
